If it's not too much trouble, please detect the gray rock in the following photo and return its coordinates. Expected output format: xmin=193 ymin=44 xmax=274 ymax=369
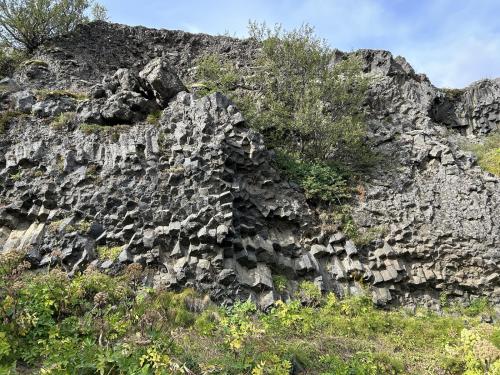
xmin=139 ymin=57 xmax=186 ymax=106
xmin=32 ymin=97 xmax=76 ymax=117
xmin=112 ymin=68 xmax=142 ymax=92
xmin=11 ymin=90 xmax=36 ymax=113
xmin=100 ymin=91 xmax=154 ymax=123
xmin=0 ymin=23 xmax=498 ymax=311
xmin=344 ymin=241 xmax=358 ymax=256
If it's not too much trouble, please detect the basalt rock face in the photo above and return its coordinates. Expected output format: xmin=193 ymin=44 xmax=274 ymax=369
xmin=0 ymin=22 xmax=499 ymax=309
xmin=348 ymin=50 xmax=500 ymax=307
xmin=430 ymin=78 xmax=500 ymax=136
xmin=16 ymin=21 xmax=257 ymax=90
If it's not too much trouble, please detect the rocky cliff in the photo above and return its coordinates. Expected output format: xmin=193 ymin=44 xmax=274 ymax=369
xmin=0 ymin=21 xmax=498 ymax=310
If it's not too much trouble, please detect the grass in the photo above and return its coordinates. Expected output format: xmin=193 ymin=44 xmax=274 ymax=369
xmin=22 ymin=59 xmax=48 ymax=68
xmin=441 ymin=88 xmax=464 ymax=101
xmin=165 ymin=165 xmax=185 ymax=174
xmin=79 ymin=123 xmax=131 ymax=142
xmin=35 ymin=89 xmax=88 ymax=101
xmin=97 ymin=245 xmax=123 ymax=261
xmin=466 ymin=131 xmax=500 ymax=176
xmin=9 ymin=171 xmax=22 ymax=181
xmin=146 ymin=110 xmax=162 ymax=125
xmin=0 ymin=83 xmax=10 ymax=94
xmin=0 ymin=111 xmax=23 ymax=135
xmin=64 ymin=220 xmax=91 ymax=234
xmin=353 ymin=225 xmax=389 ymax=247
xmin=50 ymin=112 xmax=76 ymax=130
xmin=1 ymin=250 xmax=499 ymax=374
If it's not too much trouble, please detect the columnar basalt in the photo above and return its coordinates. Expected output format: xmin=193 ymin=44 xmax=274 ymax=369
xmin=0 ymin=22 xmax=499 ymax=309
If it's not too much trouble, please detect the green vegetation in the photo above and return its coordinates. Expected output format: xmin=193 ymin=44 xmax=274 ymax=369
xmin=193 ymin=53 xmax=239 ymax=97
xmin=272 ymin=275 xmax=288 ymax=293
xmin=353 ymin=225 xmax=389 ymax=247
xmin=246 ymin=23 xmax=370 ymax=164
xmin=466 ymin=131 xmax=500 ymax=176
xmin=96 ymin=245 xmax=123 ymax=261
xmin=165 ymin=165 xmax=185 ymax=174
xmin=1 ymin=250 xmax=499 ymax=374
xmin=50 ymin=112 xmax=76 ymax=130
xmin=442 ymin=88 xmax=464 ymax=101
xmin=35 ymin=89 xmax=87 ymax=101
xmin=9 ymin=170 xmax=21 ymax=181
xmin=91 ymin=2 xmax=108 ymax=21
xmin=275 ymin=151 xmax=351 ymax=204
xmin=194 ymin=24 xmax=374 ymax=206
xmin=21 ymin=58 xmax=47 ymax=67
xmin=0 ymin=45 xmax=25 ymax=77
xmin=64 ymin=219 xmax=91 ymax=234
xmin=0 ymin=0 xmax=107 ymax=53
xmin=79 ymin=123 xmax=130 ymax=142
xmin=0 ymin=110 xmax=22 ymax=134
xmin=55 ymin=154 xmax=64 ymax=171
xmin=146 ymin=110 xmax=162 ymax=125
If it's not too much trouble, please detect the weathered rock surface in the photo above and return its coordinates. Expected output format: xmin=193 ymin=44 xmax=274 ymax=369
xmin=0 ymin=22 xmax=498 ymax=309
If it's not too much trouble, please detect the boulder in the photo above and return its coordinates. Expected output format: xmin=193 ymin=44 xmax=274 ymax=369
xmin=32 ymin=97 xmax=76 ymax=117
xmin=11 ymin=90 xmax=36 ymax=113
xmin=139 ymin=58 xmax=186 ymax=106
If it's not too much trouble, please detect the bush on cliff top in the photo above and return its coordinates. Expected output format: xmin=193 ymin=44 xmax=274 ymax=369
xmin=246 ymin=23 xmax=370 ymax=165
xmin=194 ymin=24 xmax=373 ymax=205
xmin=0 ymin=0 xmax=108 ymax=53
xmin=1 ymin=249 xmax=499 ymax=374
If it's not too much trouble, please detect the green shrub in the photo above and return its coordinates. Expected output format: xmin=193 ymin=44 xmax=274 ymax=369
xmin=91 ymin=3 xmax=108 ymax=21
xmin=276 ymin=151 xmax=351 ymax=204
xmin=0 ymin=45 xmax=25 ymax=77
xmin=0 ymin=249 xmax=26 ymax=278
xmin=193 ymin=53 xmax=239 ymax=96
xmin=272 ymin=275 xmax=288 ymax=293
xmin=0 ymin=110 xmax=22 ymax=134
xmin=247 ymin=23 xmax=370 ymax=166
xmin=0 ymin=254 xmax=495 ymax=374
xmin=297 ymin=280 xmax=322 ymax=306
xmin=0 ymin=0 xmax=104 ymax=52
xmin=252 ymin=353 xmax=292 ymax=375
xmin=146 ymin=110 xmax=162 ymax=125
xmin=463 ymin=297 xmax=493 ymax=317
xmin=442 ymin=87 xmax=464 ymax=101
xmin=327 ymin=204 xmax=359 ymax=239
xmin=96 ymin=245 xmax=123 ymax=261
xmin=466 ymin=131 xmax=500 ymax=176
xmin=50 ymin=111 xmax=76 ymax=130
xmin=192 ymin=24 xmax=374 ymax=205
xmin=353 ymin=225 xmax=389 ymax=247
xmin=491 ymin=329 xmax=500 ymax=349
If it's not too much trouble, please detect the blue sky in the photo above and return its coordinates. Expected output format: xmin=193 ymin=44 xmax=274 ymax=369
xmin=99 ymin=0 xmax=500 ymax=88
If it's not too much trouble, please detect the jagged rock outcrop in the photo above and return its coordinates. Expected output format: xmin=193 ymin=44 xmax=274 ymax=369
xmin=430 ymin=78 xmax=500 ymax=135
xmin=0 ymin=22 xmax=498 ymax=309
xmin=347 ymin=50 xmax=500 ymax=307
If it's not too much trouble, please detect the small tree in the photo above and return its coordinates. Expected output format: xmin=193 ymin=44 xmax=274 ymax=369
xmin=0 ymin=0 xmax=103 ymax=53
xmin=247 ymin=22 xmax=370 ymax=165
xmin=91 ymin=2 xmax=107 ymax=21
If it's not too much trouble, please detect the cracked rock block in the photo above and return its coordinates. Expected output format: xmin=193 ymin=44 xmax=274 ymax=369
xmin=139 ymin=58 xmax=186 ymax=106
